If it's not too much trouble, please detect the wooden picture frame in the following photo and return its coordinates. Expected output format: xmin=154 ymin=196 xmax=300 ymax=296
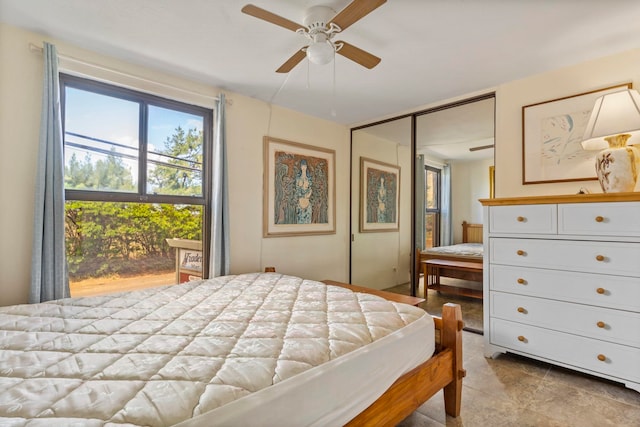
xmin=263 ymin=136 xmax=335 ymax=237
xmin=522 ymin=83 xmax=632 ymax=184
xmin=489 ymin=166 xmax=495 ymax=199
xmin=359 ymin=157 xmax=400 ymax=232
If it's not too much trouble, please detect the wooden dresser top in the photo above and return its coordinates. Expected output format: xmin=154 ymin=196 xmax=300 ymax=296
xmin=480 ymin=192 xmax=640 ymax=206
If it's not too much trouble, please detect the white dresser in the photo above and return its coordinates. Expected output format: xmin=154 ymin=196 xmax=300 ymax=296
xmin=481 ymin=194 xmax=640 ymax=393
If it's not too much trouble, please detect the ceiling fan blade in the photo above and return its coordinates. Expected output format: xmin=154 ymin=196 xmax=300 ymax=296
xmin=241 ymin=4 xmax=303 ymax=32
xmin=276 ymin=49 xmax=306 ymax=73
xmin=329 ymin=0 xmax=387 ymax=31
xmin=469 ymin=144 xmax=495 ymax=152
xmin=336 ymin=41 xmax=381 ymax=69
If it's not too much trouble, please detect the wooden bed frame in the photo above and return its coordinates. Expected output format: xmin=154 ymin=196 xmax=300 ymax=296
xmin=416 ymin=221 xmax=483 ymax=289
xmin=421 ymin=221 xmax=483 ymax=264
xmin=461 ymin=221 xmax=483 ymax=246
xmin=320 ymin=280 xmax=465 ymax=425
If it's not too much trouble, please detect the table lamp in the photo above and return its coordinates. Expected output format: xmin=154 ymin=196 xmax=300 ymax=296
xmin=581 ymin=89 xmax=640 ymax=193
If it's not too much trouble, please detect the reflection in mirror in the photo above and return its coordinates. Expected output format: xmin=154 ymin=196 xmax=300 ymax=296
xmin=415 ymin=96 xmax=494 ymax=249
xmin=414 ymin=96 xmax=494 ymax=322
xmin=351 ymin=117 xmax=412 ymax=292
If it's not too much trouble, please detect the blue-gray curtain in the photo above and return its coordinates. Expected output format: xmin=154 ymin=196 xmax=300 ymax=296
xmin=441 ymin=163 xmax=453 ymax=246
xmin=30 ymin=42 xmax=69 ymax=303
xmin=209 ymin=93 xmax=230 ymax=277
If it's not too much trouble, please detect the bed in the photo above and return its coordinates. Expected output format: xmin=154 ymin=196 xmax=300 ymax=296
xmin=0 ymin=272 xmax=464 ymax=426
xmin=418 ymin=221 xmax=483 ymax=298
xmin=420 ymin=221 xmax=483 ymax=264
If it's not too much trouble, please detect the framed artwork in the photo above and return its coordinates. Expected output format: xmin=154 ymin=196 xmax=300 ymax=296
xmin=522 ymin=82 xmax=632 ymax=184
xmin=263 ymin=136 xmax=335 ymax=237
xmin=360 ymin=157 xmax=400 ymax=232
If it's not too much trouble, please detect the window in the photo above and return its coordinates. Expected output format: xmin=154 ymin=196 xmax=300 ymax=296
xmin=61 ymin=74 xmax=212 ymax=296
xmin=424 ymin=166 xmax=441 ymax=248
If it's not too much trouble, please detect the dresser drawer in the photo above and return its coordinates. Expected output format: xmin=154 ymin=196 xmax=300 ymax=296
xmin=489 ymin=204 xmax=556 ymax=234
xmin=559 ymin=202 xmax=640 ymax=237
xmin=491 ymin=292 xmax=640 ymax=347
xmin=490 ymin=318 xmax=640 ymax=383
xmin=490 ymin=238 xmax=640 ymax=277
xmin=490 ymin=265 xmax=640 ymax=312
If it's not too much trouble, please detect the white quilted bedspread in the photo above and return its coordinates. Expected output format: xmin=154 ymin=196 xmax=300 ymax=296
xmin=0 ymin=273 xmax=429 ymax=426
xmin=422 ymin=242 xmax=483 ymax=259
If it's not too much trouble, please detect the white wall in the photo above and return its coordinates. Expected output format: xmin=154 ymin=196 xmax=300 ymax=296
xmin=450 ymin=157 xmax=493 ymax=243
xmin=0 ymin=23 xmax=350 ymax=306
xmin=495 ymin=48 xmax=640 ymax=198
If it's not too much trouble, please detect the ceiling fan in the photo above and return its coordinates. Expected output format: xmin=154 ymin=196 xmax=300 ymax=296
xmin=469 ymin=144 xmax=495 ymax=152
xmin=241 ymin=0 xmax=386 ymax=73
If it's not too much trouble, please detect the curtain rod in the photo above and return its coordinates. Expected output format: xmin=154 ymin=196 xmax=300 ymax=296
xmin=29 ymin=43 xmax=229 ymax=104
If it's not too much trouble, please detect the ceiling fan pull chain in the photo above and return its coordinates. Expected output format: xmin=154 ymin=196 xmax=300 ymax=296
xmin=331 ymin=54 xmax=337 ymax=117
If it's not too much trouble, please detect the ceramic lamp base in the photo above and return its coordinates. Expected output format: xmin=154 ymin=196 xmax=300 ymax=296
xmin=595 ymin=144 xmax=640 ymax=193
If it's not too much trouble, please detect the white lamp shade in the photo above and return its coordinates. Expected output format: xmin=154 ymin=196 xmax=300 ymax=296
xmin=581 ymin=89 xmax=640 ymax=150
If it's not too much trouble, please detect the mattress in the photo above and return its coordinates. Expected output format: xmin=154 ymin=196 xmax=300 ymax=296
xmin=0 ymin=272 xmax=434 ymax=426
xmin=422 ymin=242 xmax=483 ymax=261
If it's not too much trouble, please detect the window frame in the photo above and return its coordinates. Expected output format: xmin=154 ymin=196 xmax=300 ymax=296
xmin=60 ymin=73 xmax=213 ymax=276
xmin=425 ymin=165 xmax=441 ymax=248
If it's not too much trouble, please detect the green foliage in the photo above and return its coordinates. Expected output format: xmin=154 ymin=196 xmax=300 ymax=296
xmin=65 ymin=149 xmax=136 ymax=191
xmin=148 ymin=126 xmax=203 ymax=196
xmin=64 ymin=125 xmax=205 ymax=280
xmin=65 ymin=202 xmax=202 ymax=280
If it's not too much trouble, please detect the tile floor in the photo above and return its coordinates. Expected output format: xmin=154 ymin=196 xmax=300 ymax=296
xmin=386 ymin=277 xmax=484 ymax=332
xmin=385 ymin=278 xmax=640 ymax=426
xmin=397 ymin=331 xmax=640 ymax=426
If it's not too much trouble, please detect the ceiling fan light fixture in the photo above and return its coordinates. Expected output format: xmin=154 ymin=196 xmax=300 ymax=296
xmin=241 ymin=1 xmax=386 ymax=72
xmin=306 ymin=41 xmax=335 ymax=65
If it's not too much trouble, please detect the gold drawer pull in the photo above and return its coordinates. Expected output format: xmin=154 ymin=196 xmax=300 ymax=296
xmin=595 ymin=216 xmax=604 ymax=223
xmin=595 ymin=255 xmax=605 ymax=262
xmin=596 ymin=287 xmax=606 ymax=295
xmin=517 ymin=278 xmax=526 ymax=284
xmin=517 ymin=216 xmax=525 ymax=222
xmin=597 ymin=354 xmax=606 ymax=362
xmin=517 ymin=307 xmax=526 ymax=313
xmin=517 ymin=335 xmax=526 ymax=342
xmin=517 ymin=250 xmax=525 ymax=256
xmin=597 ymin=321 xmax=606 ymax=328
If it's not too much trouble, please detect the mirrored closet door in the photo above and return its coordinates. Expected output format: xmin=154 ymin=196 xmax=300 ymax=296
xmin=350 ymin=117 xmax=412 ymax=291
xmin=350 ymin=94 xmax=495 ymax=297
xmin=415 ymin=96 xmax=495 ymax=252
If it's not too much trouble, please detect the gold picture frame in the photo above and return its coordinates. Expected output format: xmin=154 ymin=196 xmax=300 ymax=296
xmin=522 ymin=83 xmax=632 ymax=184
xmin=489 ymin=165 xmax=495 ymax=199
xmin=263 ymin=136 xmax=336 ymax=237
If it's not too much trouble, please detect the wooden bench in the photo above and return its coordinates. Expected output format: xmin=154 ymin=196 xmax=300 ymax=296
xmin=422 ymin=259 xmax=483 ymax=301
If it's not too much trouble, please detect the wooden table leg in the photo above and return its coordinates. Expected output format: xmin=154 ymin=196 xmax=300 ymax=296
xmin=422 ymin=262 xmax=428 ymax=301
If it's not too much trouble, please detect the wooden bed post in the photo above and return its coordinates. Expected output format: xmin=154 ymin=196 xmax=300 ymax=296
xmin=441 ymin=303 xmax=465 ymax=417
xmin=462 ymin=220 xmax=469 ymax=243
xmin=320 ymin=281 xmax=465 ymax=426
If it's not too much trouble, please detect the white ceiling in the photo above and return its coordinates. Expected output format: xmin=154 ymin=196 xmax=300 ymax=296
xmin=2 ymin=0 xmax=640 ymax=128
xmin=356 ymin=96 xmax=495 ymax=161
xmin=417 ymin=97 xmax=495 ymax=161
